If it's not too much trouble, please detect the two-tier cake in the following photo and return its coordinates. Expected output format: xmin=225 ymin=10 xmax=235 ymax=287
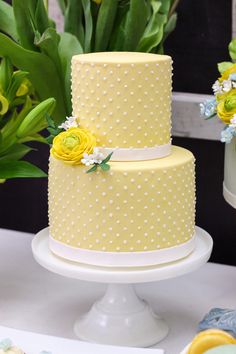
xmin=48 ymin=52 xmax=196 ymax=267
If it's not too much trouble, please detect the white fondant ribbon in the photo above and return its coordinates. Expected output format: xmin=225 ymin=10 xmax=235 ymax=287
xmin=98 ymin=142 xmax=171 ymax=161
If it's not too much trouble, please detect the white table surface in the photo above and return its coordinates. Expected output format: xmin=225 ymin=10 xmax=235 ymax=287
xmin=0 ymin=228 xmax=235 ymax=354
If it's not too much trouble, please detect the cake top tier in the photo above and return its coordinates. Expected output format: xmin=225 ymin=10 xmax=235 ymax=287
xmin=71 ymin=52 xmax=172 ymax=151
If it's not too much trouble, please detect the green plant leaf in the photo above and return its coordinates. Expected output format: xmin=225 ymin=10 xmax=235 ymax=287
xmin=35 ymin=0 xmax=50 ymax=35
xmin=229 ymin=39 xmax=236 ymax=61
xmin=81 ymin=0 xmax=93 ymax=52
xmin=0 ymin=33 xmax=67 ymax=123
xmin=102 ymin=151 xmax=113 ymax=164
xmin=5 ymin=70 xmax=29 ymax=102
xmin=162 ymin=12 xmax=177 ymax=42
xmin=100 ymin=163 xmax=110 ymax=171
xmin=18 ymin=133 xmax=48 ymax=144
xmin=218 ymin=62 xmax=234 ymax=75
xmin=108 ymin=1 xmax=129 ymax=51
xmin=56 ymin=0 xmax=67 ymax=15
xmin=159 ymin=0 xmax=172 ymax=15
xmin=0 ymin=143 xmax=33 ymax=162
xmin=86 ymin=164 xmax=98 ymax=173
xmin=17 ymin=97 xmax=56 ymax=138
xmin=95 ymin=0 xmax=119 ymax=51
xmin=58 ymin=32 xmax=83 ymax=113
xmin=0 ymin=57 xmax=13 ymax=93
xmin=122 ymin=0 xmax=148 ymax=51
xmin=0 ymin=160 xmax=47 ymax=179
xmin=0 ymin=0 xmax=18 ymax=40
xmin=137 ymin=3 xmax=167 ymax=52
xmin=12 ymin=0 xmax=38 ymax=51
xmin=64 ymin=0 xmax=85 ymax=48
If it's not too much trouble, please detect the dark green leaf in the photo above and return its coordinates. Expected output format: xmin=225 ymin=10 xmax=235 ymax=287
xmin=86 ymin=164 xmax=98 ymax=173
xmin=0 ymin=0 xmax=18 ymax=40
xmin=64 ymin=0 xmax=84 ymax=48
xmin=102 ymin=152 xmax=113 ymax=164
xmin=0 ymin=160 xmax=47 ymax=179
xmin=12 ymin=0 xmax=38 ymax=51
xmin=46 ymin=113 xmax=56 ymax=128
xmin=0 ymin=33 xmax=67 ymax=123
xmin=81 ymin=0 xmax=93 ymax=53
xmin=58 ymin=32 xmax=83 ymax=113
xmin=95 ymin=0 xmax=119 ymax=51
xmin=159 ymin=0 xmax=172 ymax=15
xmin=108 ymin=1 xmax=129 ymax=50
xmin=35 ymin=0 xmax=50 ymax=35
xmin=18 ymin=133 xmax=48 ymax=144
xmin=100 ymin=163 xmax=110 ymax=171
xmin=122 ymin=0 xmax=148 ymax=50
xmin=162 ymin=12 xmax=177 ymax=42
xmin=0 ymin=143 xmax=33 ymax=162
xmin=56 ymin=0 xmax=67 ymax=15
xmin=0 ymin=57 xmax=13 ymax=93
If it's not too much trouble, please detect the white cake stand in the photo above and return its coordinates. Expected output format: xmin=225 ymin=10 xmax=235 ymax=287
xmin=32 ymin=226 xmax=213 ymax=348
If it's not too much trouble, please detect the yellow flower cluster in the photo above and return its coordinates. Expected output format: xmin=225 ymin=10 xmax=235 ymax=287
xmin=216 ymin=66 xmax=236 ymax=123
xmin=51 ymin=127 xmax=96 ymax=165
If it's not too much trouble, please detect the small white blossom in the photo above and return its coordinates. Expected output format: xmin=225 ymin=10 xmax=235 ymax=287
xmin=230 ymin=114 xmax=236 ymax=128
xmin=59 ymin=116 xmax=78 ymax=130
xmin=81 ymin=148 xmax=105 ymax=166
xmin=212 ymin=80 xmax=223 ymax=95
xmin=221 ymin=126 xmax=235 ymax=143
xmin=222 ymin=79 xmax=232 ymax=93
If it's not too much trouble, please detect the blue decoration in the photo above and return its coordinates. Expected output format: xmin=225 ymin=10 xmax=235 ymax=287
xmin=229 ymin=73 xmax=236 ymax=81
xmin=221 ymin=126 xmax=236 ymax=143
xmin=0 ymin=339 xmax=12 ymax=351
xmin=198 ymin=308 xmax=236 ymax=337
xmin=200 ymin=99 xmax=217 ymax=119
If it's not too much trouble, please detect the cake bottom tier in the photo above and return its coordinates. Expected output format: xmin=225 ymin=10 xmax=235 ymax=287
xmin=48 ymin=146 xmax=196 ymax=267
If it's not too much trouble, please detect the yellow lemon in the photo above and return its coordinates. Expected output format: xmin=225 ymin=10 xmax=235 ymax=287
xmin=188 ymin=329 xmax=236 ymax=354
xmin=51 ymin=127 xmax=96 ymax=165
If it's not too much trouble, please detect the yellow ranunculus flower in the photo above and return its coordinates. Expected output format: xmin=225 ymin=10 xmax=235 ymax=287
xmin=51 ymin=127 xmax=96 ymax=165
xmin=0 ymin=94 xmax=9 ymax=115
xmin=217 ymin=89 xmax=236 ymax=124
xmin=219 ymin=63 xmax=236 ymax=82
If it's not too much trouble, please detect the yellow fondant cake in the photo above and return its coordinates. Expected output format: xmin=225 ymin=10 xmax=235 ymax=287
xmin=71 ymin=52 xmax=172 ymax=148
xmin=48 ymin=52 xmax=196 ymax=267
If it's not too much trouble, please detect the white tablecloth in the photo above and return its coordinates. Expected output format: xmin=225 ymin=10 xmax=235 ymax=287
xmin=0 ymin=228 xmax=235 ymax=353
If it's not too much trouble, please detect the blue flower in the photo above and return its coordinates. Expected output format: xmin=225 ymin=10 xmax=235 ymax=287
xmin=229 ymin=73 xmax=236 ymax=81
xmin=199 ymin=98 xmax=217 ymax=119
xmin=0 ymin=338 xmax=12 ymax=351
xmin=221 ymin=125 xmax=236 ymax=143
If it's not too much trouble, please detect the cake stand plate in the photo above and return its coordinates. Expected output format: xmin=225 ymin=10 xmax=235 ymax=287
xmin=32 ymin=226 xmax=212 ymax=348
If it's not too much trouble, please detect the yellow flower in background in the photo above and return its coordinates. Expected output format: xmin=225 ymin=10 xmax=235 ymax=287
xmin=92 ymin=0 xmax=102 ymax=4
xmin=217 ymin=89 xmax=236 ymax=124
xmin=51 ymin=127 xmax=96 ymax=165
xmin=0 ymin=94 xmax=9 ymax=115
xmin=219 ymin=63 xmax=236 ymax=82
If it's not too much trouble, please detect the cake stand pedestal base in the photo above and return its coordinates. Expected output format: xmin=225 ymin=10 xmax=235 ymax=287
xmin=74 ymin=283 xmax=168 ymax=347
xmin=32 ymin=226 xmax=213 ymax=348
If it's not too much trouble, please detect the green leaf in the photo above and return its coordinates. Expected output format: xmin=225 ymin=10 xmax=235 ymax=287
xmin=86 ymin=164 xmax=98 ymax=173
xmin=58 ymin=32 xmax=83 ymax=114
xmin=46 ymin=113 xmax=56 ymax=128
xmin=162 ymin=12 xmax=177 ymax=42
xmin=95 ymin=0 xmax=119 ymax=51
xmin=100 ymin=163 xmax=110 ymax=171
xmin=17 ymin=97 xmax=56 ymax=138
xmin=35 ymin=0 xmax=50 ymax=35
xmin=0 ymin=57 xmax=13 ymax=93
xmin=34 ymin=28 xmax=63 ymax=87
xmin=0 ymin=1 xmax=18 ymax=40
xmin=64 ymin=0 xmax=85 ymax=48
xmin=5 ymin=71 xmax=29 ymax=102
xmin=122 ymin=0 xmax=148 ymax=51
xmin=56 ymin=0 xmax=67 ymax=15
xmin=137 ymin=2 xmax=167 ymax=52
xmin=159 ymin=0 xmax=172 ymax=15
xmin=229 ymin=39 xmax=236 ymax=61
xmin=0 ymin=32 xmax=67 ymax=123
xmin=102 ymin=151 xmax=113 ymax=164
xmin=0 ymin=144 xmax=33 ymax=162
xmin=18 ymin=133 xmax=48 ymax=144
xmin=108 ymin=1 xmax=129 ymax=51
xmin=218 ymin=62 xmax=234 ymax=75
xmin=81 ymin=0 xmax=93 ymax=53
xmin=0 ymin=160 xmax=47 ymax=179
xmin=12 ymin=0 xmax=38 ymax=51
